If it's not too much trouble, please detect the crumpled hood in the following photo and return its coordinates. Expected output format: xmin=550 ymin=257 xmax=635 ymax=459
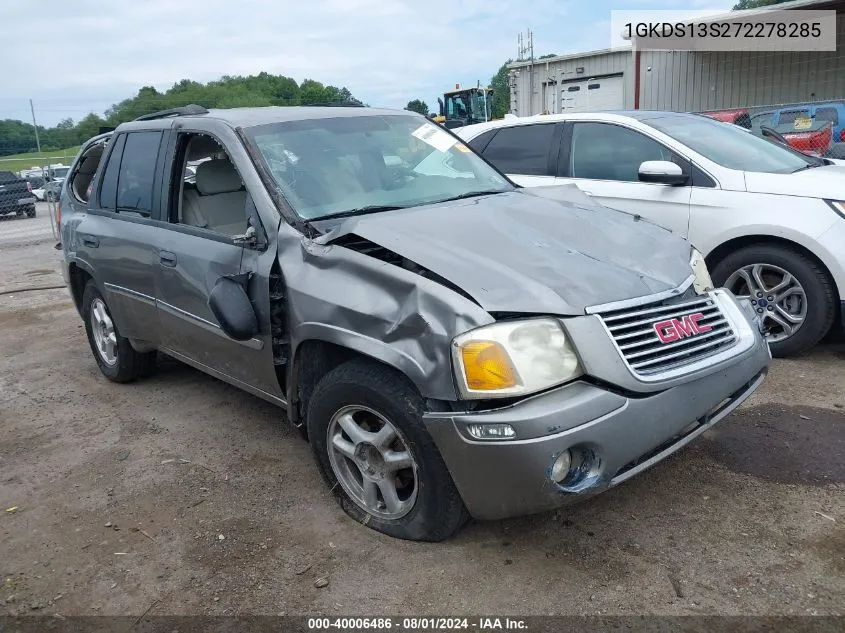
xmin=318 ymin=186 xmax=694 ymax=315
xmin=744 ymin=165 xmax=845 ymax=199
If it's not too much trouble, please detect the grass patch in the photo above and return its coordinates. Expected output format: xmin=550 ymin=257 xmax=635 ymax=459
xmin=0 ymin=147 xmax=81 ymax=174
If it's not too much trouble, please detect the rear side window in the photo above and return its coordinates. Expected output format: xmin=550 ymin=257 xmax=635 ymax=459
xmin=466 ymin=129 xmax=498 ymax=153
xmin=816 ymin=107 xmax=839 ymax=125
xmin=778 ymin=109 xmax=810 ymax=124
xmin=481 ymin=124 xmax=556 ymax=176
xmin=116 ymin=131 xmax=163 ymax=216
xmin=99 ymin=134 xmax=126 ymax=210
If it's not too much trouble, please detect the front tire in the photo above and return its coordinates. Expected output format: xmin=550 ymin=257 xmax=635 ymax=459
xmin=82 ymin=280 xmax=157 ymax=382
xmin=306 ymin=359 xmax=469 ymax=542
xmin=712 ymin=244 xmax=836 ymax=357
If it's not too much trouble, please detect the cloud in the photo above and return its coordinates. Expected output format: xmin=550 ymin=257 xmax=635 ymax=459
xmin=0 ymin=0 xmax=730 ymax=125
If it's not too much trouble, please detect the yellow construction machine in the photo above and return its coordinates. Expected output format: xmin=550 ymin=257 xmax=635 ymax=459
xmin=431 ymin=83 xmax=494 ymax=129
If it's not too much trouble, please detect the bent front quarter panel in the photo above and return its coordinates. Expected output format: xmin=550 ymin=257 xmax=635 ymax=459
xmin=277 ymin=223 xmax=494 ymax=402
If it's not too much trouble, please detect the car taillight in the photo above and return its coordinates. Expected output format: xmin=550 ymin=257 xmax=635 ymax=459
xmin=840 ymin=129 xmax=845 ymax=142
xmin=27 ymin=182 xmax=32 ymax=192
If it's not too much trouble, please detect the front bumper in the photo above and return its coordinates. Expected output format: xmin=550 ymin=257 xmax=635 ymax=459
xmin=424 ymin=308 xmax=771 ymax=521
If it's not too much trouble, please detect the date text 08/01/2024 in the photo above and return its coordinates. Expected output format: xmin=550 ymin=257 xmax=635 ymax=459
xmin=307 ymin=617 xmax=529 ymax=630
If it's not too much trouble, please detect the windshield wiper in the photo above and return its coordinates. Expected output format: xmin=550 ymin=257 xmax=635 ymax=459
xmin=308 ymin=205 xmax=408 ymax=222
xmin=791 ymin=163 xmax=822 ymax=173
xmin=429 ymin=190 xmax=505 ymax=204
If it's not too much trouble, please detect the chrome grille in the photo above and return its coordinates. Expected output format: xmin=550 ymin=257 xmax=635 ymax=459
xmin=600 ymin=294 xmax=737 ymax=377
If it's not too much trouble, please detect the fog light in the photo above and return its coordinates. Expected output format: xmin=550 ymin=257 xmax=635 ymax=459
xmin=550 ymin=450 xmax=572 ymax=483
xmin=467 ymin=423 xmax=515 ymax=440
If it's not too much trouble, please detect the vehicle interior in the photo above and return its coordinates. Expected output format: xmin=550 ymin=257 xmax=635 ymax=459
xmin=70 ymin=137 xmax=109 ymax=203
xmin=174 ymin=134 xmax=249 ymax=236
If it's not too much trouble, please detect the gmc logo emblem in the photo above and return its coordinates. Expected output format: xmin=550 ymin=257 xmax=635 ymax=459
xmin=653 ymin=312 xmax=712 ymax=344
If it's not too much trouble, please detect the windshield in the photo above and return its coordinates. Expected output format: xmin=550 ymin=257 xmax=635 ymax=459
xmin=246 ymin=114 xmax=513 ymax=220
xmin=647 ymin=115 xmax=814 ymax=174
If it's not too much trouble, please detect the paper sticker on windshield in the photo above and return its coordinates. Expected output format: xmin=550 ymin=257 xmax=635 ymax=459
xmin=793 ymin=117 xmax=812 ymax=130
xmin=454 ymin=143 xmax=471 ymax=153
xmin=412 ymin=124 xmax=457 ymax=153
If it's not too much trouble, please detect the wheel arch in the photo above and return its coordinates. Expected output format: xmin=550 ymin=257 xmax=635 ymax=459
xmin=704 ymin=233 xmax=842 ymax=301
xmin=67 ymin=260 xmax=95 ymax=316
xmin=287 ymin=329 xmax=433 ymax=434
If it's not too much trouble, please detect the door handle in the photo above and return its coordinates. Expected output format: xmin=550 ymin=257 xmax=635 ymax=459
xmin=159 ymin=251 xmax=177 ymax=267
xmin=81 ymin=236 xmax=99 ymax=248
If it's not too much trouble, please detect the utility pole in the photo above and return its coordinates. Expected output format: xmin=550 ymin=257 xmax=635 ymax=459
xmin=29 ymin=99 xmax=42 ymax=154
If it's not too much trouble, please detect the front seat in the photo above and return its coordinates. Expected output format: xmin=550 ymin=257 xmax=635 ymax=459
xmin=182 ymin=159 xmax=248 ymax=236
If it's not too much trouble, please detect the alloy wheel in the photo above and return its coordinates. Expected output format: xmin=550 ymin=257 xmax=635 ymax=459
xmin=326 ymin=405 xmax=418 ymax=520
xmin=90 ymin=298 xmax=118 ymax=366
xmin=724 ymin=263 xmax=807 ymax=343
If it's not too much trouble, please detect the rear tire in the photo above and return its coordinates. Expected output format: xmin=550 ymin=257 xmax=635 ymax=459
xmin=306 ymin=358 xmax=469 ymax=542
xmin=25 ymin=205 xmax=36 ymax=218
xmin=711 ymin=244 xmax=836 ymax=357
xmin=82 ymin=280 xmax=157 ymax=382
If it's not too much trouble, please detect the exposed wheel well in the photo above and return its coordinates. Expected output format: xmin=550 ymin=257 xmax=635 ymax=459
xmin=68 ymin=264 xmax=91 ymax=315
xmin=289 ymin=340 xmax=414 ymax=437
xmin=706 ymin=235 xmax=837 ymax=290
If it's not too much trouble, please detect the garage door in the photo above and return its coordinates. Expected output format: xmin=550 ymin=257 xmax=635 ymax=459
xmin=561 ymin=76 xmax=624 ymax=113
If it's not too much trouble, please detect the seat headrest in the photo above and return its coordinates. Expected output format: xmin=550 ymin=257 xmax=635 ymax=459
xmin=187 ymin=135 xmax=224 ymax=161
xmin=195 ymin=159 xmax=243 ymax=195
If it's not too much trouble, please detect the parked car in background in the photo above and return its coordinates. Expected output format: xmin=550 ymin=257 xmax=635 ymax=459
xmin=703 ymin=107 xmax=835 ymax=157
xmin=0 ymin=170 xmax=37 ymax=218
xmin=749 ymin=102 xmax=845 ymax=159
xmin=24 ymin=175 xmax=44 ymax=190
xmin=58 ymin=105 xmax=770 ymax=541
xmin=754 ymin=101 xmax=845 ymax=144
xmin=457 ymin=111 xmax=845 ymax=357
xmin=43 ymin=179 xmax=64 ymax=202
xmin=736 ymin=123 xmax=845 ymax=167
xmin=32 ymin=178 xmax=64 ymax=202
xmin=700 ymin=108 xmax=752 ymax=128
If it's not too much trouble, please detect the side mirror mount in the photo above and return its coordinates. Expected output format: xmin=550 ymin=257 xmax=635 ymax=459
xmin=208 ymin=274 xmax=259 ymax=341
xmin=638 ymin=160 xmax=688 ymax=185
xmin=233 ymin=195 xmax=268 ymax=250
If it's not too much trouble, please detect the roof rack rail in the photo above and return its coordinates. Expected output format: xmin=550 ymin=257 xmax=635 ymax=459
xmin=135 ymin=104 xmax=209 ymax=121
xmin=301 ymin=101 xmax=365 ymax=108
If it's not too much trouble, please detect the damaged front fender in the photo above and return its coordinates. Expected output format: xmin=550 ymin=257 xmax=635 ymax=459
xmin=279 ymin=223 xmax=494 ymax=402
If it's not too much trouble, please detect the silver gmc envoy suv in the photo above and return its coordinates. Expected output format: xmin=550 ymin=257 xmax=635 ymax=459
xmin=58 ymin=104 xmax=771 ymax=541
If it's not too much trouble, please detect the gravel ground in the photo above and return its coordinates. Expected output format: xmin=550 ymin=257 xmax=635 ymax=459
xmin=0 ymin=210 xmax=843 ymax=617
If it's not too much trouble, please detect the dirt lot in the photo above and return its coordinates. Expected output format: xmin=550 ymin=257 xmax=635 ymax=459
xmin=1 ymin=206 xmax=843 ymax=617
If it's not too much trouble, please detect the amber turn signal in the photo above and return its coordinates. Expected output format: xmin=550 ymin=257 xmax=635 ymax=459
xmin=460 ymin=340 xmax=518 ymax=391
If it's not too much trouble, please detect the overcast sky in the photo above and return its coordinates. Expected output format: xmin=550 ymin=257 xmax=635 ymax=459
xmin=1 ymin=0 xmax=730 ymax=126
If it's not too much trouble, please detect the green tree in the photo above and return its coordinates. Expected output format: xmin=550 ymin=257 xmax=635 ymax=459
xmin=490 ymin=60 xmax=512 ymax=119
xmin=0 ymin=74 xmax=363 ymax=157
xmin=405 ymin=99 xmax=429 ymax=115
xmin=732 ymin=0 xmax=789 ymax=9
xmin=538 ymin=53 xmax=557 ymax=59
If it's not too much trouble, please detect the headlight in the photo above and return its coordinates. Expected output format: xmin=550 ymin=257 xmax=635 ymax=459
xmin=690 ymin=248 xmax=714 ymax=294
xmin=451 ymin=318 xmax=583 ymax=399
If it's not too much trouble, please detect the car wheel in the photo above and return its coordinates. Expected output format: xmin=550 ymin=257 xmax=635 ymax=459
xmin=82 ymin=280 xmax=157 ymax=382
xmin=25 ymin=206 xmax=36 ymax=218
xmin=306 ymin=358 xmax=469 ymax=542
xmin=712 ymin=245 xmax=836 ymax=357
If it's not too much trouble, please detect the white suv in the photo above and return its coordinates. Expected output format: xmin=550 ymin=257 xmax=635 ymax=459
xmin=457 ymin=111 xmax=845 ymax=357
